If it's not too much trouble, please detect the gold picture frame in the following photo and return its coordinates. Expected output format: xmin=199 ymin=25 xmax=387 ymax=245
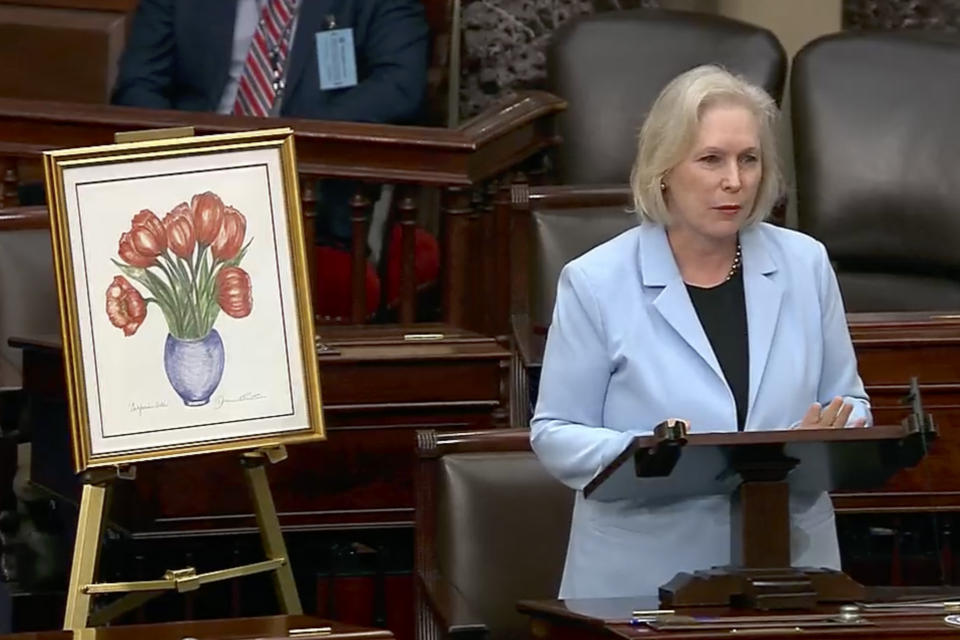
xmin=44 ymin=128 xmax=324 ymax=471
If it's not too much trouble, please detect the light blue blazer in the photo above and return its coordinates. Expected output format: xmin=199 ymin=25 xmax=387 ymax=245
xmin=531 ymin=222 xmax=871 ymax=599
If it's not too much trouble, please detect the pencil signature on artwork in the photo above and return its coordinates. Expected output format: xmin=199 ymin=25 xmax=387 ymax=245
xmin=129 ymin=400 xmax=169 ymax=416
xmin=214 ymin=392 xmax=267 ymax=410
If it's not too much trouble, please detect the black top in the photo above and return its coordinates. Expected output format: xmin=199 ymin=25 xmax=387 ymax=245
xmin=686 ymin=269 xmax=749 ymax=431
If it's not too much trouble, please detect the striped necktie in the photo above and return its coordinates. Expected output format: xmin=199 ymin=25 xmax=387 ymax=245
xmin=233 ymin=0 xmax=298 ymax=117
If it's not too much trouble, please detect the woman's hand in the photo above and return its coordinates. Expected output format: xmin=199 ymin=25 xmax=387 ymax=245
xmin=797 ymin=396 xmax=867 ymax=429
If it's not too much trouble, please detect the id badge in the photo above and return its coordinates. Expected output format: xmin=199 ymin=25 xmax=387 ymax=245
xmin=316 ymin=28 xmax=358 ymax=90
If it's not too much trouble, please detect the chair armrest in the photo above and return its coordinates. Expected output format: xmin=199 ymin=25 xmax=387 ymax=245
xmin=511 ymin=314 xmax=544 ymax=370
xmin=416 ymin=570 xmax=488 ymax=640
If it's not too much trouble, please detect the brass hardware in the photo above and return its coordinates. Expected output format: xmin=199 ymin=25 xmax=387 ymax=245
xmin=632 ymin=609 xmax=675 ymax=617
xmin=85 ymin=559 xmax=284 ymax=595
xmin=289 ymin=627 xmax=333 ymax=637
xmin=114 ymin=126 xmax=196 ymax=143
xmin=164 ymin=567 xmax=200 ymax=592
xmin=243 ymin=444 xmax=289 ymax=464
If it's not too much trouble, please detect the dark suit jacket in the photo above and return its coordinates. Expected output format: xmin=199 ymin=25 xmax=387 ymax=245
xmin=112 ymin=0 xmax=429 ymax=124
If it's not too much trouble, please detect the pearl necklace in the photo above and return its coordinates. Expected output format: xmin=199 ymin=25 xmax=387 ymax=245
xmin=724 ymin=241 xmax=742 ymax=283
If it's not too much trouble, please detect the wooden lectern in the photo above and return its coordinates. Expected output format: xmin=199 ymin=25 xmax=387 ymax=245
xmin=584 ymin=398 xmax=936 ymax=611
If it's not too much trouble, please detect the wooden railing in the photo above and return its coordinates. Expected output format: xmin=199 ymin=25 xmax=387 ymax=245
xmin=0 ymin=91 xmax=564 ymax=333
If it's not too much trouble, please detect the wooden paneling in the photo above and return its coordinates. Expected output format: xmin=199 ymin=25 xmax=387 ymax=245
xmin=0 ymin=3 xmax=128 ymax=103
xmin=833 ymin=313 xmax=960 ymax=513
xmin=12 ymin=324 xmax=512 ymax=534
xmin=6 ymin=1 xmax=136 ymax=10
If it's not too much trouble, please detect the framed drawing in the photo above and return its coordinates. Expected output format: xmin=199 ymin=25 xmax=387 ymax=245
xmin=43 ymin=128 xmax=324 ymax=471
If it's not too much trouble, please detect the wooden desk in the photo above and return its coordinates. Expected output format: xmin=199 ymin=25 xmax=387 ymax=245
xmin=835 ymin=312 xmax=960 ymax=513
xmin=1 ymin=615 xmax=392 ymax=640
xmin=519 ymin=591 xmax=960 ymax=640
xmin=10 ymin=323 xmax=512 ymax=532
xmin=7 ymin=325 xmax=510 ymax=635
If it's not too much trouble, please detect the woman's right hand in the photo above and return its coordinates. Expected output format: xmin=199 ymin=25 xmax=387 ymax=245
xmin=796 ymin=396 xmax=867 ymax=429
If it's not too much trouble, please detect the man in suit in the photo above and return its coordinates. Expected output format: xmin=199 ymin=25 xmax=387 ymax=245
xmin=113 ymin=0 xmax=428 ymax=124
xmin=112 ymin=0 xmax=430 ymax=242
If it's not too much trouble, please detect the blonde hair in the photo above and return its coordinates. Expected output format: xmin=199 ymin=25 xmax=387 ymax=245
xmin=629 ymin=65 xmax=783 ymax=226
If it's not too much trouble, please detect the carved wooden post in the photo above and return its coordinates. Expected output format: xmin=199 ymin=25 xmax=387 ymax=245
xmin=299 ymin=175 xmax=317 ymax=320
xmin=1 ymin=158 xmax=19 ymax=208
xmin=442 ymin=185 xmax=473 ymax=329
xmin=509 ymin=177 xmax=531 ymax=323
xmin=491 ymin=176 xmax=513 ymax=337
xmin=474 ymin=181 xmax=497 ymax=335
xmin=349 ymin=191 xmax=372 ymax=323
xmin=468 ymin=187 xmax=486 ymax=332
xmin=396 ymin=184 xmax=418 ymax=325
xmin=494 ymin=335 xmax=511 ymax=427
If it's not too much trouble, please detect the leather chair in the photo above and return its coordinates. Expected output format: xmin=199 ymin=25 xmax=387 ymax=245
xmin=792 ymin=31 xmax=960 ymax=311
xmin=415 ymin=429 xmax=574 ymax=640
xmin=0 ymin=210 xmax=60 ymax=380
xmin=546 ymin=8 xmax=787 ymax=184
xmin=509 ymin=184 xmax=632 ymax=423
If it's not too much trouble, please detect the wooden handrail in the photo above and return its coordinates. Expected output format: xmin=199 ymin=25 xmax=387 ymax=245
xmin=0 ymin=91 xmax=564 ymax=185
xmin=0 ymin=92 xmax=565 ymax=331
xmin=0 ymin=205 xmax=46 ymax=230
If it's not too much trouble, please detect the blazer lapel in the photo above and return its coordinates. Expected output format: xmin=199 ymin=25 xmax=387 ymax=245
xmin=640 ymin=224 xmax=726 ymax=384
xmin=285 ymin=0 xmax=332 ymax=103
xmin=740 ymin=225 xmax=783 ymax=422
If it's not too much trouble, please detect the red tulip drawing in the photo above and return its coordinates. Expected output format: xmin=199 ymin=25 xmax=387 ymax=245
xmin=105 ymin=275 xmax=147 ymax=336
xmin=106 ymin=191 xmax=254 ymax=406
xmin=217 ymin=266 xmax=253 ymax=318
xmin=118 ymin=209 xmax=166 ymax=267
xmin=192 ymin=191 xmax=225 ymax=246
xmin=162 ymin=202 xmax=196 ymax=260
xmin=211 ymin=206 xmax=246 ymax=261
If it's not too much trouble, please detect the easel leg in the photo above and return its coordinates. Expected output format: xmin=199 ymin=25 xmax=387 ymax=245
xmin=63 ymin=483 xmax=108 ymax=630
xmin=244 ymin=459 xmax=302 ymax=614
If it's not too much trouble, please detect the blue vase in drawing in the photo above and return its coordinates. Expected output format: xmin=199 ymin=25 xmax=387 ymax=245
xmin=163 ymin=329 xmax=225 ymax=406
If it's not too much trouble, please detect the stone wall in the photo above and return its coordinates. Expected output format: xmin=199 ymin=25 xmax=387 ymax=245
xmin=843 ymin=0 xmax=960 ymax=29
xmin=460 ymin=0 xmax=659 ymax=117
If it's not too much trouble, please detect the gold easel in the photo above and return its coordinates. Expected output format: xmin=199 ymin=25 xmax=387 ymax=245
xmin=63 ymin=445 xmax=301 ymax=631
xmin=59 ymin=126 xmax=311 ymax=631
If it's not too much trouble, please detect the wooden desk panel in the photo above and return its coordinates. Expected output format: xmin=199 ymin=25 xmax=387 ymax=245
xmin=519 ymin=592 xmax=960 ymax=640
xmin=11 ymin=324 xmax=511 ymax=533
xmin=0 ymin=4 xmax=128 ymax=104
xmin=833 ymin=314 xmax=960 ymax=513
xmin=2 ymin=615 xmax=392 ymax=640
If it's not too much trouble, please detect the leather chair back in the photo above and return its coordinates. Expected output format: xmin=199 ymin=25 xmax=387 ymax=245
xmin=547 ymin=8 xmax=786 ymax=184
xmin=530 ymin=205 xmax=635 ymax=329
xmin=792 ymin=31 xmax=960 ymax=311
xmin=512 ymin=185 xmax=633 ymax=331
xmin=417 ymin=430 xmax=574 ymax=640
xmin=0 ymin=224 xmax=59 ymax=377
